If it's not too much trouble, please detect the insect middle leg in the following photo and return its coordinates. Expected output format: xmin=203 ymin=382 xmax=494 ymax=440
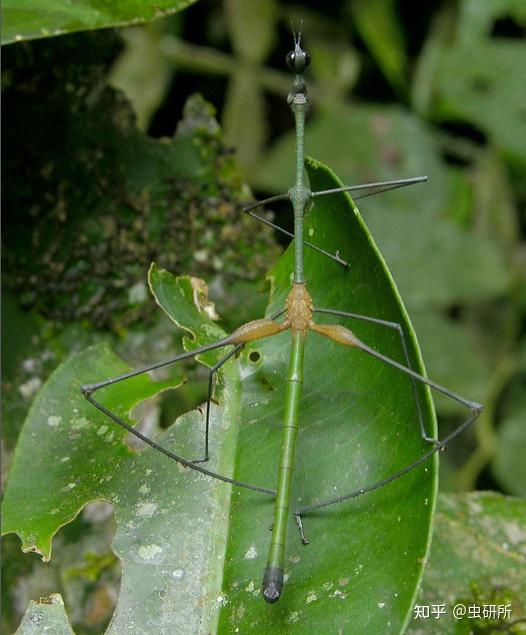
xmin=192 ymin=308 xmax=287 ymax=463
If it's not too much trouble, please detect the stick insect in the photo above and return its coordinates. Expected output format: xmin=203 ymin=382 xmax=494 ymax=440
xmin=81 ymin=31 xmax=482 ymax=604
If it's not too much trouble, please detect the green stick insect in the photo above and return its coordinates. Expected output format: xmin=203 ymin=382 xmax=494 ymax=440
xmin=82 ymin=31 xmax=482 ymax=603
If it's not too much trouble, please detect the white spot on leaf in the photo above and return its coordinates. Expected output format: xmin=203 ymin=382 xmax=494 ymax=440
xmin=138 ymin=544 xmax=162 ymax=560
xmin=306 ymin=591 xmax=317 ymax=604
xmin=136 ymin=502 xmax=158 ymax=518
xmin=244 ymin=545 xmax=257 ymax=560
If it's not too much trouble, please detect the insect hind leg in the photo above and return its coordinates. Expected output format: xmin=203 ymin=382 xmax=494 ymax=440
xmin=294 ymin=318 xmax=482 ymax=543
xmin=313 ymin=307 xmax=437 ymax=444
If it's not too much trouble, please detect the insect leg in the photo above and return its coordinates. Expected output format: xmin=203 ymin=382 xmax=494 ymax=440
xmin=81 ymin=335 xmax=277 ymax=495
xmin=310 ymin=176 xmax=427 ymax=202
xmin=313 ymin=307 xmax=434 ymax=443
xmin=294 ymin=323 xmax=482 ymax=542
xmin=180 ymin=309 xmax=288 ymax=463
xmin=192 ymin=307 xmax=285 ymax=464
xmin=81 ymin=336 xmax=234 ymax=395
xmin=84 ymin=389 xmax=275 ymax=496
xmin=243 ymin=204 xmax=350 ymax=268
xmin=191 ymin=344 xmax=244 ymax=464
xmin=82 ymin=314 xmax=290 ymax=495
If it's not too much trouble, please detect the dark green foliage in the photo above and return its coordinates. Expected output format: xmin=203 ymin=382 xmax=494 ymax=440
xmin=2 ymin=32 xmax=277 ymax=330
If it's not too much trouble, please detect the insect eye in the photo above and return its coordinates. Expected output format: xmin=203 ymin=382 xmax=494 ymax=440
xmin=286 ymin=50 xmax=296 ymax=70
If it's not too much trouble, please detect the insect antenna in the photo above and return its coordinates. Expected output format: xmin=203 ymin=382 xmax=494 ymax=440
xmin=291 ymin=19 xmax=303 ymax=47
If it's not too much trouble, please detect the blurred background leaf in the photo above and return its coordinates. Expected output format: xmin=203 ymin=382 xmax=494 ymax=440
xmin=408 ymin=492 xmax=526 ymax=634
xmin=492 ymin=379 xmax=526 ymax=497
xmin=351 ymin=0 xmax=408 ymax=95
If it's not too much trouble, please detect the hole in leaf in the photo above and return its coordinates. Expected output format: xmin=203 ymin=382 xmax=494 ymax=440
xmin=249 ymin=350 xmax=261 ymax=363
xmin=4 ymin=502 xmax=121 ymax=634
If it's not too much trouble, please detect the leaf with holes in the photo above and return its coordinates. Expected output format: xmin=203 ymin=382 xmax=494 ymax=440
xmin=5 ymin=158 xmax=439 ymax=633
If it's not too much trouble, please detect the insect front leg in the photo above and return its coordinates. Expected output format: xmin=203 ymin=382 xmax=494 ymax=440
xmin=243 ymin=198 xmax=350 ymax=268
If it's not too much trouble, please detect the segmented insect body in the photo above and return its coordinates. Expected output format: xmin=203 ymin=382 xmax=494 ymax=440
xmin=82 ymin=31 xmax=482 ymax=604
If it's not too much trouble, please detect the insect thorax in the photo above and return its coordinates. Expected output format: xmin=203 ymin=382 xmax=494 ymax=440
xmin=284 ymin=283 xmax=314 ymax=333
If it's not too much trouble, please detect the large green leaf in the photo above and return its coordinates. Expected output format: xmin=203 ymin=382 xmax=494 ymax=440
xmin=3 ymin=327 xmax=241 ymax=632
xmin=1 ymin=0 xmax=198 ymax=45
xmin=216 ymin=158 xmax=437 ymax=633
xmin=4 ymin=159 xmax=439 ymax=633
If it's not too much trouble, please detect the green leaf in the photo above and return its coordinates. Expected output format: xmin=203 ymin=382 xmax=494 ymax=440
xmin=1 ymin=345 xmax=181 ymax=559
xmin=407 ymin=492 xmax=526 ymax=634
xmin=433 ymin=40 xmax=526 ymax=164
xmin=3 ymin=347 xmax=241 ymax=630
xmin=1 ymin=0 xmax=199 ymax=45
xmin=458 ymin=0 xmax=526 ymax=42
xmin=4 ymin=159 xmax=439 ymax=632
xmin=352 ymin=0 xmax=408 ymax=94
xmin=16 ymin=594 xmax=74 ymax=634
xmin=216 ymin=158 xmax=437 ymax=632
xmin=492 ymin=381 xmax=526 ymax=497
xmin=148 ymin=264 xmax=227 ymax=366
